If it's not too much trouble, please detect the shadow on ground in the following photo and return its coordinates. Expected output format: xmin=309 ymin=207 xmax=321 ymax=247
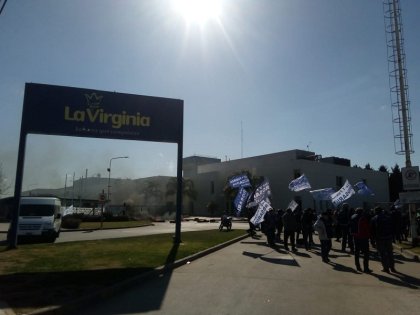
xmin=0 ymin=244 xmax=180 ymax=315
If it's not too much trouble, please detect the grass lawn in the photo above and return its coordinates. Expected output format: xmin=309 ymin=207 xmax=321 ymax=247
xmin=0 ymin=229 xmax=246 ymax=315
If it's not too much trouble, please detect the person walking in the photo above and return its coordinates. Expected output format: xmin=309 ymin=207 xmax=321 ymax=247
xmin=371 ymin=207 xmax=396 ymax=273
xmin=282 ymin=208 xmax=298 ymax=251
xmin=350 ymin=208 xmax=372 ymax=273
xmin=313 ymin=211 xmax=333 ymax=263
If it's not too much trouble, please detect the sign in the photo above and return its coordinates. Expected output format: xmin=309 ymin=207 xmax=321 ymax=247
xmin=22 ymin=83 xmax=183 ymax=143
xmin=8 ymin=83 xmax=185 ymax=248
xmin=402 ymin=167 xmax=420 ymax=191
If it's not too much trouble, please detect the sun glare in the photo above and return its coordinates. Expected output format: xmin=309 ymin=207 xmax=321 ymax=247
xmin=172 ymin=0 xmax=222 ymax=23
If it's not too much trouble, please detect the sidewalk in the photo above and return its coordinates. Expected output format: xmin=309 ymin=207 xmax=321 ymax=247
xmin=2 ymin=228 xmax=419 ymax=315
xmin=77 ymin=234 xmax=420 ymax=315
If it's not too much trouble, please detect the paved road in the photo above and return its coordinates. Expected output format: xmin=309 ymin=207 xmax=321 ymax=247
xmin=80 ymin=235 xmax=420 ymax=315
xmin=0 ymin=221 xmax=249 ymax=243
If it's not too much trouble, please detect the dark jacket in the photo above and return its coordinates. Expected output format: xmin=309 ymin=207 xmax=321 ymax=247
xmin=350 ymin=213 xmax=370 ymax=239
xmin=371 ymin=212 xmax=393 ymax=240
xmin=301 ymin=210 xmax=315 ymax=230
xmin=282 ymin=211 xmax=298 ymax=231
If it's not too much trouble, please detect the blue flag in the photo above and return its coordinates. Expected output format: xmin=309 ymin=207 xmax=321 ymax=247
xmin=229 ymin=174 xmax=251 ymax=189
xmin=234 ymin=187 xmax=249 ymax=216
xmin=253 ymin=179 xmax=271 ymax=204
xmin=309 ymin=188 xmax=335 ymax=201
xmin=354 ymin=181 xmax=375 ymax=196
xmin=288 ymin=174 xmax=311 ymax=192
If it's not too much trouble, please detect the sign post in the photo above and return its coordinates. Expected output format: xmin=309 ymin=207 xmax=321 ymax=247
xmin=8 ymin=83 xmax=184 ymax=248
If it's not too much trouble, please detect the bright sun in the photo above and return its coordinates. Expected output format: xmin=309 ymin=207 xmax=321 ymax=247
xmin=172 ymin=0 xmax=222 ymax=23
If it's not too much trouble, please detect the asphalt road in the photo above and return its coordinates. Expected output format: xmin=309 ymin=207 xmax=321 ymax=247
xmin=0 ymin=220 xmax=249 ymax=244
xmin=79 ymin=235 xmax=420 ymax=315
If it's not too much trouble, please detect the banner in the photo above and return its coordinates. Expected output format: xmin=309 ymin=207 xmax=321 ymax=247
xmin=288 ymin=174 xmax=311 ymax=192
xmin=234 ymin=187 xmax=249 ymax=216
xmin=229 ymin=174 xmax=251 ymax=189
xmin=287 ymin=200 xmax=299 ymax=212
xmin=354 ymin=181 xmax=375 ymax=196
xmin=250 ymin=200 xmax=272 ymax=225
xmin=309 ymin=188 xmax=335 ymax=201
xmin=253 ymin=178 xmax=271 ymax=204
xmin=331 ymin=180 xmax=355 ymax=207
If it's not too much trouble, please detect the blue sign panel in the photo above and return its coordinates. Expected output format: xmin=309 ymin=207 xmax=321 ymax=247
xmin=22 ymin=83 xmax=183 ymax=143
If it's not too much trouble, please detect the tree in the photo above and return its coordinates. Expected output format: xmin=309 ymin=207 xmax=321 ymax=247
xmin=378 ymin=165 xmax=388 ymax=173
xmin=0 ymin=163 xmax=10 ymax=196
xmin=389 ymin=164 xmax=403 ymax=202
xmin=165 ymin=177 xmax=197 ymax=215
xmin=364 ymin=163 xmax=373 ymax=170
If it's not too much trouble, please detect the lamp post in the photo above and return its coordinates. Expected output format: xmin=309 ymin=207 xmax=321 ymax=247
xmin=107 ymin=156 xmax=129 ymax=203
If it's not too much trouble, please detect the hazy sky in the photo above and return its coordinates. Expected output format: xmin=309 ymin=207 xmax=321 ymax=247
xmin=1 ymin=0 xmax=420 ymax=195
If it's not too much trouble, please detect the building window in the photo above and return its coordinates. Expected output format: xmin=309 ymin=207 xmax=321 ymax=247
xmin=336 ymin=176 xmax=343 ymax=187
xmin=210 ymin=181 xmax=215 ymax=194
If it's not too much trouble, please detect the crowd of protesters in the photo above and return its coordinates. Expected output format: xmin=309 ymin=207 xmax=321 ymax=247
xmin=254 ymin=203 xmax=412 ymax=274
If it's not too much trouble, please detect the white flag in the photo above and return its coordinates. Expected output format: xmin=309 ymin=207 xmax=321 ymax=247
xmin=331 ymin=180 xmax=355 ymax=207
xmin=250 ymin=200 xmax=271 ymax=225
xmin=287 ymin=200 xmax=299 ymax=212
xmin=288 ymin=174 xmax=311 ymax=192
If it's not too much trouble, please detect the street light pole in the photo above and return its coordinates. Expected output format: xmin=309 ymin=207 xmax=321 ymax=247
xmin=107 ymin=156 xmax=129 ymax=203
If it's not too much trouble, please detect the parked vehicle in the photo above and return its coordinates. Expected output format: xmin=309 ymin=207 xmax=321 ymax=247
xmin=16 ymin=197 xmax=63 ymax=242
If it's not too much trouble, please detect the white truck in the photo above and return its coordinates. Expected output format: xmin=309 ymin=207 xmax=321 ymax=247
xmin=17 ymin=196 xmax=63 ymax=242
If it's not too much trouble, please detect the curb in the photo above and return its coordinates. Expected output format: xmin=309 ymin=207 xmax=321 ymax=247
xmin=60 ymin=223 xmax=154 ymax=232
xmin=0 ymin=301 xmax=15 ymax=315
xmin=26 ymin=233 xmax=250 ymax=315
xmin=393 ymin=244 xmax=419 ymax=262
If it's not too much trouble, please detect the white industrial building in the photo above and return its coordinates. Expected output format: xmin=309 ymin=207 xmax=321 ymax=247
xmin=183 ymin=149 xmax=389 ymax=215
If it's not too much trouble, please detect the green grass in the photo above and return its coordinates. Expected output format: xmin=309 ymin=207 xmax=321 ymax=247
xmin=0 ymin=229 xmax=246 ymax=314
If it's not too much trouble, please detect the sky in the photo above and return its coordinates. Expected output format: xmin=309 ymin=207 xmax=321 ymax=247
xmin=1 ymin=0 xmax=420 ymax=196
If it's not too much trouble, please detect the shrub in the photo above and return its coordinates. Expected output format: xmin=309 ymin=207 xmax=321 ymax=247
xmin=61 ymin=215 xmax=81 ymax=229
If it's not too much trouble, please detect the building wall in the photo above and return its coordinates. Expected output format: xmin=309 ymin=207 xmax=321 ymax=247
xmin=184 ymin=150 xmax=389 ymax=215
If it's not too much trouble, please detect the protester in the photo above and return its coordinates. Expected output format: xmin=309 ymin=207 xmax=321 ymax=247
xmin=263 ymin=208 xmax=277 ymax=247
xmin=247 ymin=207 xmax=257 ymax=236
xmin=282 ymin=208 xmax=298 ymax=251
xmin=294 ymin=207 xmax=303 ymax=243
xmin=350 ymin=208 xmax=372 ymax=273
xmin=313 ymin=210 xmax=333 ymax=263
xmin=337 ymin=203 xmax=354 ymax=253
xmin=275 ymin=208 xmax=285 ymax=242
xmin=390 ymin=206 xmax=402 ymax=243
xmin=332 ymin=209 xmax=341 ymax=242
xmin=370 ymin=206 xmax=396 ymax=273
xmin=301 ymin=208 xmax=315 ymax=250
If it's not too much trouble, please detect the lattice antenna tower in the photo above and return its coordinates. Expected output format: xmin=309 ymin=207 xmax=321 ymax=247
xmin=383 ymin=0 xmax=414 ymax=167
